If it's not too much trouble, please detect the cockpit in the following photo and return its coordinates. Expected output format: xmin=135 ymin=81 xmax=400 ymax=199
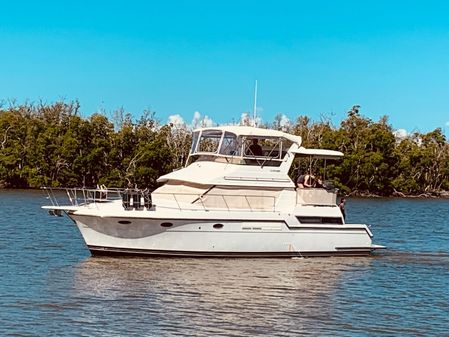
xmin=187 ymin=128 xmax=296 ymax=167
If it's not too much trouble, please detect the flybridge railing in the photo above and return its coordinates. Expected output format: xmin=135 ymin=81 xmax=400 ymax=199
xmin=152 ymin=192 xmax=277 ymax=212
xmin=42 ymin=187 xmax=277 ymax=212
xmin=43 ymin=186 xmax=340 ymax=212
xmin=296 ymin=188 xmax=338 ymax=206
xmin=42 ymin=186 xmax=125 ymax=208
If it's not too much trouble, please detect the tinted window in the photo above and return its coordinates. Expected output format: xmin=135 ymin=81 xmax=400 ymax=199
xmin=297 ymin=216 xmax=343 ymax=224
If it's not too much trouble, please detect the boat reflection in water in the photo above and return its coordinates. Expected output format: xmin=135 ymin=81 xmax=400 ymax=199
xmin=70 ymin=256 xmax=373 ymax=335
xmin=43 ymin=126 xmax=384 ymax=257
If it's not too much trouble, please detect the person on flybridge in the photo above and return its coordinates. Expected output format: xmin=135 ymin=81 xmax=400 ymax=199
xmin=297 ymin=173 xmax=315 ymax=188
xmin=248 ymin=138 xmax=263 ymax=156
xmin=297 ymin=173 xmax=323 ymax=188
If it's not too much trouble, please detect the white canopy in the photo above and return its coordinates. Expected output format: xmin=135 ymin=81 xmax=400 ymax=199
xmin=292 ymin=147 xmax=344 ymax=159
xmin=193 ymin=126 xmax=302 ymax=144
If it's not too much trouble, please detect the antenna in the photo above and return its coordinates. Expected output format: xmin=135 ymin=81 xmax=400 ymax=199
xmin=253 ymin=80 xmax=258 ymax=127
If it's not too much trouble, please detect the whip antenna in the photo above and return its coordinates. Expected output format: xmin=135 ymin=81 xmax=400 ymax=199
xmin=253 ymin=80 xmax=258 ymax=127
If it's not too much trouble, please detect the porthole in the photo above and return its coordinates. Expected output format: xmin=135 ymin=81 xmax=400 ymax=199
xmin=118 ymin=220 xmax=132 ymax=224
xmin=161 ymin=222 xmax=173 ymax=228
xmin=213 ymin=223 xmax=224 ymax=229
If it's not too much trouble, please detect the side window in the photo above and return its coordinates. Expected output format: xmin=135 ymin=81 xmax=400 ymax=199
xmin=280 ymin=139 xmax=293 ymax=159
xmin=244 ymin=138 xmax=264 ymax=157
xmin=219 ymin=132 xmax=240 ymax=156
xmin=243 ymin=137 xmax=281 ymax=158
xmin=197 ymin=130 xmax=222 ymax=153
xmin=190 ymin=131 xmax=200 ymax=154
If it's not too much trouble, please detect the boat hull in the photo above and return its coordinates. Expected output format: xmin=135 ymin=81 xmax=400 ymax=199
xmin=70 ymin=212 xmax=379 ymax=258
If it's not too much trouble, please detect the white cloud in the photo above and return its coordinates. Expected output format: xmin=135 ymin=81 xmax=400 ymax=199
xmin=190 ymin=111 xmax=214 ymax=129
xmin=393 ymin=128 xmax=408 ymax=140
xmin=240 ymin=112 xmax=262 ymax=127
xmin=168 ymin=114 xmax=185 ymax=128
xmin=278 ymin=113 xmax=291 ymax=130
xmin=201 ymin=115 xmax=214 ymax=127
xmin=191 ymin=111 xmax=202 ymax=129
xmin=240 ymin=112 xmax=251 ymax=126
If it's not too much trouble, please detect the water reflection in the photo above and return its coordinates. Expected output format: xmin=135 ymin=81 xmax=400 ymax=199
xmin=71 ymin=257 xmax=372 ymax=336
xmin=3 ymin=191 xmax=449 ymax=336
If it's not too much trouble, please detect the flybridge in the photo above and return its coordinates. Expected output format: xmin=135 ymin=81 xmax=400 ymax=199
xmin=186 ymin=125 xmax=301 ymax=168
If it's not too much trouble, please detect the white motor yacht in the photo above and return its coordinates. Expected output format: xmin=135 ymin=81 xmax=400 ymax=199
xmin=43 ymin=125 xmax=385 ymax=257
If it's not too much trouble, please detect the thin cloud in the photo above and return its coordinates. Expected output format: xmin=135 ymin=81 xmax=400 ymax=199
xmin=393 ymin=128 xmax=408 ymax=140
xmin=278 ymin=113 xmax=291 ymax=131
xmin=168 ymin=114 xmax=185 ymax=128
xmin=189 ymin=111 xmax=214 ymax=129
xmin=240 ymin=112 xmax=262 ymax=126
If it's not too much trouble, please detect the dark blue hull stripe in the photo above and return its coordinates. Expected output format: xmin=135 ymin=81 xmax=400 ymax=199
xmin=88 ymin=245 xmax=374 ymax=258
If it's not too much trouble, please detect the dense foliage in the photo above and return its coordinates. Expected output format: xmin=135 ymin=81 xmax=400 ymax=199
xmin=1 ymin=101 xmax=449 ymax=196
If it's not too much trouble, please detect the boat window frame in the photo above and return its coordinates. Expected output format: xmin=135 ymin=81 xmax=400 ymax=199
xmin=195 ymin=130 xmax=224 ymax=154
xmin=190 ymin=131 xmax=200 ymax=154
xmin=187 ymin=130 xmax=292 ymax=167
xmin=218 ymin=131 xmax=241 ymax=156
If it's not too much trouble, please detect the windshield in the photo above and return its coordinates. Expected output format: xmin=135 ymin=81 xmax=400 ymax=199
xmin=187 ymin=130 xmax=293 ymax=167
xmin=190 ymin=131 xmax=200 ymax=154
xmin=196 ymin=130 xmax=222 ymax=153
xmin=219 ymin=132 xmax=240 ymax=156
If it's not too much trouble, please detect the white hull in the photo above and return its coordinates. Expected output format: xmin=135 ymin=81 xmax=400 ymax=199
xmin=69 ymin=208 xmax=377 ymax=257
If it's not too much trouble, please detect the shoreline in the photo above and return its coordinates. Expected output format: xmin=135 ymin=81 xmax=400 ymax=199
xmin=343 ymin=190 xmax=449 ymax=199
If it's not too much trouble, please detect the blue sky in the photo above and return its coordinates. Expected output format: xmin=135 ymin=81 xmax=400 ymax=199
xmin=1 ymin=1 xmax=449 ymax=133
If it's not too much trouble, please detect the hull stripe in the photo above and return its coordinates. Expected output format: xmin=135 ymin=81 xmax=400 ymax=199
xmin=88 ymin=245 xmax=374 ymax=258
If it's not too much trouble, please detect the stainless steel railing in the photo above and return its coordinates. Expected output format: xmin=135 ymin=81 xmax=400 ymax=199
xmin=42 ymin=187 xmax=277 ymax=212
xmin=42 ymin=186 xmax=124 ymax=207
xmin=296 ymin=188 xmax=338 ymax=206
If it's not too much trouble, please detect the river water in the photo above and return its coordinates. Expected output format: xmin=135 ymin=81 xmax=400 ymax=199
xmin=0 ymin=190 xmax=448 ymax=336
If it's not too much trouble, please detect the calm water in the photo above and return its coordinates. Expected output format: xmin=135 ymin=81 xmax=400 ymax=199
xmin=1 ymin=190 xmax=448 ymax=336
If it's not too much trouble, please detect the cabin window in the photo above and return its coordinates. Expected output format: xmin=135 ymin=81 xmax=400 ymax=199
xmin=197 ymin=130 xmax=222 ymax=153
xmin=190 ymin=131 xmax=200 ymax=154
xmin=281 ymin=139 xmax=293 ymax=159
xmin=243 ymin=137 xmax=281 ymax=158
xmin=161 ymin=222 xmax=174 ymax=227
xmin=219 ymin=132 xmax=240 ymax=156
xmin=297 ymin=216 xmax=343 ymax=224
xmin=241 ymin=137 xmax=285 ymax=166
xmin=213 ymin=223 xmax=224 ymax=229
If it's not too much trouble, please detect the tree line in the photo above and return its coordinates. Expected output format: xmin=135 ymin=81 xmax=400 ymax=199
xmin=1 ymin=101 xmax=448 ymax=196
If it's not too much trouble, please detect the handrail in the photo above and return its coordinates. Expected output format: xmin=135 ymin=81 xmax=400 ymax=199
xmin=42 ymin=187 xmax=278 ymax=213
xmin=191 ymin=184 xmax=216 ymax=204
xmin=41 ymin=186 xmax=125 ymax=207
xmin=296 ymin=187 xmax=338 ymax=206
